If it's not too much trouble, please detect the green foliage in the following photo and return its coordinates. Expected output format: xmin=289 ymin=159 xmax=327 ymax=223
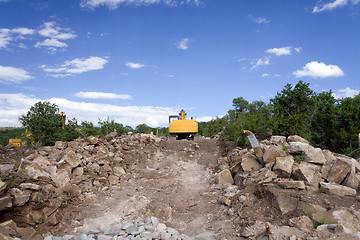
xmin=2 ymin=169 xmax=29 ymax=189
xmin=0 ymin=127 xmax=26 ymax=146
xmin=19 ymin=101 xmax=79 ymax=146
xmin=294 ymin=155 xmax=304 ymax=163
xmin=80 ymin=121 xmax=100 ymax=137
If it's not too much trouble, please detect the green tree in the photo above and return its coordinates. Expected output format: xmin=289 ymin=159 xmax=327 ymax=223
xmin=19 ymin=101 xmax=64 ymax=145
xmin=270 ymin=81 xmax=315 ymax=138
xmin=232 ymin=97 xmax=249 ymax=114
xmin=80 ymin=121 xmax=100 ymax=137
xmin=135 ymin=123 xmax=152 ymax=134
xmin=98 ymin=117 xmax=126 ymax=136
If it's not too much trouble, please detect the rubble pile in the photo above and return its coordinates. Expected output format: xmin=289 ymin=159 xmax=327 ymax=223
xmin=215 ymin=134 xmax=360 ymax=239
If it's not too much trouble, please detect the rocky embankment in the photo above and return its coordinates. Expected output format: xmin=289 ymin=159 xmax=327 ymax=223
xmin=1 ymin=133 xmax=360 ymax=240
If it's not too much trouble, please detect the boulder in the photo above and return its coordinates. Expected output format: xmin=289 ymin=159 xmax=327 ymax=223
xmin=321 ymin=150 xmax=337 ymax=180
xmin=327 ymin=158 xmax=352 ymax=184
xmin=287 ymin=135 xmax=309 ymax=144
xmin=278 ymin=180 xmax=306 ymax=190
xmin=331 ymin=208 xmax=360 ymax=232
xmin=215 ymin=169 xmax=234 ymax=186
xmin=0 ymin=195 xmax=12 ymax=211
xmin=25 ymin=165 xmax=51 ymax=181
xmin=317 ymin=224 xmax=352 ymax=234
xmin=0 ymin=180 xmax=6 ymax=194
xmin=343 ymin=167 xmax=359 ymax=190
xmin=51 ymin=170 xmax=70 ymax=188
xmin=20 ymin=183 xmax=41 ymax=191
xmin=256 ymin=168 xmax=278 ymax=184
xmin=275 ymin=193 xmax=297 ymax=215
xmin=270 ymin=136 xmax=287 ymax=145
xmin=194 ymin=232 xmax=218 ymax=240
xmin=292 ymin=162 xmax=321 ymax=186
xmin=61 ymin=150 xmax=81 ymax=168
xmin=320 ymin=182 xmax=357 ymax=196
xmin=72 ymin=167 xmax=84 ymax=177
xmin=289 ymin=142 xmax=310 ymax=154
xmin=273 ymin=156 xmax=294 ymax=178
xmin=263 ymin=146 xmax=287 ymax=164
xmin=241 ymin=153 xmax=261 ymax=172
xmin=288 ymin=215 xmax=314 ymax=231
xmin=8 ymin=188 xmax=31 ymax=206
xmin=87 ymin=136 xmax=99 ymax=145
xmin=303 ymin=147 xmax=326 ymax=165
xmin=54 ymin=141 xmax=67 ymax=149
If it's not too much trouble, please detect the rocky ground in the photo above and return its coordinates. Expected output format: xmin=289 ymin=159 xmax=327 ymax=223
xmin=1 ymin=133 xmax=360 ymax=240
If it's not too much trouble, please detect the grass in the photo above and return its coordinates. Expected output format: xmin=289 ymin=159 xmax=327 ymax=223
xmin=314 ymin=187 xmax=329 ymax=195
xmin=294 ymin=155 xmax=304 ymax=163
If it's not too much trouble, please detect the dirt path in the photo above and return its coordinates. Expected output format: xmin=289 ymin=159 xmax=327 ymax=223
xmin=54 ymin=138 xmax=237 ymax=239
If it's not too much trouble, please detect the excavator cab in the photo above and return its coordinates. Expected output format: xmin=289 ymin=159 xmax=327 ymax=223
xmin=169 ymin=110 xmax=198 ymax=140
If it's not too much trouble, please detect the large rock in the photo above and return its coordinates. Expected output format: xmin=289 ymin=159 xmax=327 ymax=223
xmin=216 ymin=169 xmax=234 ymax=186
xmin=320 ymin=182 xmax=357 ymax=196
xmin=263 ymin=146 xmax=287 ymax=164
xmin=61 ymin=150 xmax=81 ymax=168
xmin=289 ymin=142 xmax=310 ymax=154
xmin=20 ymin=183 xmax=41 ymax=191
xmin=343 ymin=166 xmax=359 ymax=190
xmin=87 ymin=136 xmax=99 ymax=145
xmin=321 ymin=150 xmax=337 ymax=180
xmin=256 ymin=168 xmax=278 ymax=184
xmin=303 ymin=147 xmax=326 ymax=165
xmin=54 ymin=141 xmax=67 ymax=149
xmin=270 ymin=136 xmax=287 ymax=145
xmin=241 ymin=153 xmax=261 ymax=172
xmin=278 ymin=180 xmax=306 ymax=190
xmin=287 ymin=135 xmax=309 ymax=144
xmin=293 ymin=162 xmax=321 ymax=186
xmin=194 ymin=232 xmax=218 ymax=240
xmin=0 ymin=195 xmax=12 ymax=211
xmin=288 ymin=215 xmax=314 ymax=231
xmin=275 ymin=193 xmax=297 ymax=215
xmin=0 ymin=179 xmax=6 ymax=194
xmin=51 ymin=170 xmax=70 ymax=188
xmin=113 ymin=166 xmax=126 ymax=177
xmin=327 ymin=158 xmax=352 ymax=184
xmin=273 ymin=156 xmax=294 ymax=178
xmin=25 ymin=165 xmax=51 ymax=181
xmin=317 ymin=224 xmax=352 ymax=234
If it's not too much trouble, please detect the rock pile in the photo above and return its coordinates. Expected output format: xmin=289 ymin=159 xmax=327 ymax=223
xmin=214 ymin=134 xmax=360 ymax=239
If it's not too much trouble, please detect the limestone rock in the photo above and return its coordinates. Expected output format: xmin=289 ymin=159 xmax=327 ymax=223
xmin=72 ymin=167 xmax=84 ymax=178
xmin=194 ymin=232 xmax=218 ymax=240
xmin=275 ymin=193 xmax=297 ymax=215
xmin=317 ymin=224 xmax=352 ymax=234
xmin=327 ymin=158 xmax=352 ymax=184
xmin=289 ymin=142 xmax=310 ymax=154
xmin=8 ymin=188 xmax=31 ymax=206
xmin=270 ymin=136 xmax=287 ymax=145
xmin=287 ymin=135 xmax=309 ymax=144
xmin=51 ymin=170 xmax=70 ymax=188
xmin=54 ymin=141 xmax=67 ymax=150
xmin=20 ymin=183 xmax=41 ymax=191
xmin=278 ymin=180 xmax=306 ymax=190
xmin=0 ymin=179 xmax=6 ymax=194
xmin=87 ymin=136 xmax=99 ymax=145
xmin=320 ymin=182 xmax=357 ymax=196
xmin=303 ymin=147 xmax=326 ymax=165
xmin=321 ymin=150 xmax=337 ymax=180
xmin=256 ymin=168 xmax=278 ymax=184
xmin=273 ymin=156 xmax=294 ymax=178
xmin=108 ymin=175 xmax=119 ymax=185
xmin=331 ymin=208 xmax=360 ymax=232
xmin=62 ymin=150 xmax=81 ymax=168
xmin=292 ymin=162 xmax=321 ymax=186
xmin=289 ymin=215 xmax=314 ymax=231
xmin=113 ymin=166 xmax=126 ymax=177
xmin=241 ymin=153 xmax=261 ymax=172
xmin=215 ymin=169 xmax=234 ymax=186
xmin=263 ymin=145 xmax=287 ymax=164
xmin=0 ymin=195 xmax=12 ymax=211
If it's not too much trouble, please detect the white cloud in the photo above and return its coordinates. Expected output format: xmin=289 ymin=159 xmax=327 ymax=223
xmin=262 ymin=73 xmax=269 ymax=77
xmin=332 ymin=87 xmax=360 ymax=99
xmin=0 ymin=65 xmax=32 ymax=84
xmin=38 ymin=22 xmax=76 ymax=40
xmin=313 ymin=0 xmax=349 ymax=13
xmin=80 ymin=0 xmax=201 ymax=9
xmin=75 ymin=91 xmax=132 ymax=100
xmin=11 ymin=28 xmax=35 ymax=35
xmin=146 ymin=116 xmax=159 ymax=127
xmin=177 ymin=38 xmax=190 ymax=50
xmin=293 ymin=61 xmax=344 ymax=79
xmin=250 ymin=16 xmax=269 ymax=24
xmin=251 ymin=56 xmax=270 ymax=70
xmin=0 ymin=29 xmax=11 ymax=48
xmin=294 ymin=47 xmax=301 ymax=53
xmin=196 ymin=116 xmax=215 ymax=122
xmin=266 ymin=46 xmax=292 ymax=56
xmin=35 ymin=38 xmax=68 ymax=48
xmin=42 ymin=56 xmax=108 ymax=76
xmin=125 ymin=62 xmax=145 ymax=69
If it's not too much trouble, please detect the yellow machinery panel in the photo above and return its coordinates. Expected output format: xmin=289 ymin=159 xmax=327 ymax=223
xmin=8 ymin=139 xmax=22 ymax=147
xmin=169 ymin=110 xmax=198 ymax=139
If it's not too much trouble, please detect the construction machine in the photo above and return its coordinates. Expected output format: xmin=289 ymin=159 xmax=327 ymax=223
xmin=169 ymin=109 xmax=198 ymax=140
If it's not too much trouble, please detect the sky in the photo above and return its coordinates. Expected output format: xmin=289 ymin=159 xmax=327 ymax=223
xmin=0 ymin=0 xmax=359 ymax=128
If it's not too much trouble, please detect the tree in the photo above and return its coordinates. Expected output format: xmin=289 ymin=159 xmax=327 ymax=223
xmin=135 ymin=123 xmax=152 ymax=134
xmin=19 ymin=101 xmax=64 ymax=145
xmin=80 ymin=121 xmax=100 ymax=137
xmin=270 ymin=81 xmax=315 ymax=138
xmin=232 ymin=97 xmax=249 ymax=114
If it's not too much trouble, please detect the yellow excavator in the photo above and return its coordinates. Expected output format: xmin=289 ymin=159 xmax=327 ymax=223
xmin=169 ymin=109 xmax=198 ymax=140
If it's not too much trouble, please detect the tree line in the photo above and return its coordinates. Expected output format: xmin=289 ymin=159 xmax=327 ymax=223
xmin=199 ymin=81 xmax=359 ymax=156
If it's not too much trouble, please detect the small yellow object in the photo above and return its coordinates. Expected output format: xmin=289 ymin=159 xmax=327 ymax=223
xmin=169 ymin=110 xmax=198 ymax=139
xmin=8 ymin=139 xmax=22 ymax=147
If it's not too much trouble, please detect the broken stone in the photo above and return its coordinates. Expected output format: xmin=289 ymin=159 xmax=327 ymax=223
xmin=30 ymin=210 xmax=45 ymax=224
xmin=108 ymin=175 xmax=119 ymax=185
xmin=219 ymin=196 xmax=231 ymax=206
xmin=263 ymin=145 xmax=287 ymax=164
xmin=278 ymin=180 xmax=306 ymax=190
xmin=87 ymin=136 xmax=99 ymax=145
xmin=62 ymin=184 xmax=81 ymax=197
xmin=303 ymin=147 xmax=326 ymax=165
xmin=317 ymin=224 xmax=352 ymax=234
xmin=256 ymin=168 xmax=278 ymax=184
xmin=287 ymin=135 xmax=309 ymax=144
xmin=343 ymin=166 xmax=359 ymax=190
xmin=72 ymin=167 xmax=84 ymax=178
xmin=20 ymin=183 xmax=41 ymax=191
xmin=273 ymin=156 xmax=294 ymax=178
xmin=240 ymin=221 xmax=266 ymax=238
xmin=16 ymin=227 xmax=36 ymax=239
xmin=241 ymin=153 xmax=261 ymax=172
xmin=321 ymin=150 xmax=337 ymax=180
xmin=289 ymin=142 xmax=310 ymax=154
xmin=0 ymin=179 xmax=6 ymax=194
xmin=275 ymin=193 xmax=297 ymax=215
xmin=327 ymin=158 xmax=352 ymax=184
xmin=0 ymin=195 xmax=12 ymax=211
xmin=62 ymin=150 xmax=81 ymax=168
xmin=55 ymin=141 xmax=67 ymax=149
xmin=289 ymin=215 xmax=314 ymax=231
xmin=0 ymin=164 xmax=14 ymax=175
xmin=194 ymin=232 xmax=218 ymax=240
xmin=215 ymin=169 xmax=234 ymax=186
xmin=320 ymin=182 xmax=357 ymax=196
xmin=292 ymin=162 xmax=321 ymax=186
xmin=51 ymin=170 xmax=70 ymax=188
xmin=270 ymin=136 xmax=287 ymax=145
xmin=8 ymin=188 xmax=31 ymax=206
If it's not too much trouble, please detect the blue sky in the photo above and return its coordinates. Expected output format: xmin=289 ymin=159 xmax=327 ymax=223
xmin=0 ymin=0 xmax=359 ymax=127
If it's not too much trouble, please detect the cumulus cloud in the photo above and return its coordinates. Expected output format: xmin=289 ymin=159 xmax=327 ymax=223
xmin=125 ymin=62 xmax=145 ymax=69
xmin=293 ymin=61 xmax=344 ymax=79
xmin=35 ymin=38 xmax=68 ymax=48
xmin=177 ymin=38 xmax=190 ymax=50
xmin=196 ymin=116 xmax=215 ymax=122
xmin=0 ymin=65 xmax=32 ymax=84
xmin=38 ymin=22 xmax=76 ymax=40
xmin=80 ymin=0 xmax=201 ymax=9
xmin=250 ymin=16 xmax=269 ymax=24
xmin=75 ymin=91 xmax=132 ymax=100
xmin=251 ymin=56 xmax=270 ymax=70
xmin=332 ymin=87 xmax=360 ymax=99
xmin=0 ymin=29 xmax=12 ymax=48
xmin=266 ymin=46 xmax=292 ymax=56
xmin=313 ymin=0 xmax=349 ymax=13
xmin=11 ymin=28 xmax=35 ymax=35
xmin=42 ymin=56 xmax=108 ymax=77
